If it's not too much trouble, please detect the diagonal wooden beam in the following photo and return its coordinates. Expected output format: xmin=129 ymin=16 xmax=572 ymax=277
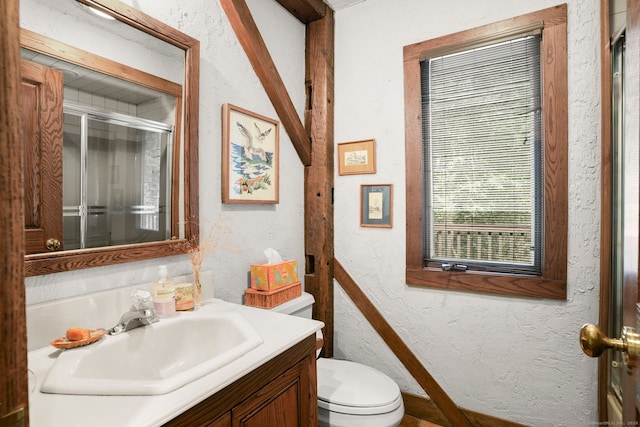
xmin=402 ymin=392 xmax=527 ymax=427
xmin=274 ymin=0 xmax=327 ymax=24
xmin=334 ymin=259 xmax=473 ymax=427
xmin=220 ymin=0 xmax=312 ymax=166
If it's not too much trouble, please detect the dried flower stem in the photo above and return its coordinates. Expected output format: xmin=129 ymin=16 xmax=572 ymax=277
xmin=175 ymin=217 xmax=239 ymax=305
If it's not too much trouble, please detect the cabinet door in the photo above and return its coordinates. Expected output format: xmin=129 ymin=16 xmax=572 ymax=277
xmin=20 ymin=59 xmax=64 ymax=254
xmin=232 ymin=359 xmax=309 ymax=427
xmin=206 ymin=412 xmax=231 ymax=427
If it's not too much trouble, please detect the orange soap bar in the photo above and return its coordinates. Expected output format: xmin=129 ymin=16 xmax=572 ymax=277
xmin=66 ymin=328 xmax=91 ymax=341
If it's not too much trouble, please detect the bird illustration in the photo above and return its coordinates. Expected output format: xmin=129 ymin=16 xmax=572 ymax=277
xmin=254 ymin=123 xmax=272 ymax=142
xmin=237 ymin=122 xmax=268 ymax=162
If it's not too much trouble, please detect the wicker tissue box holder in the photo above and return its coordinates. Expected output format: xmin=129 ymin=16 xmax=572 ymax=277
xmin=244 ymin=281 xmax=302 ymax=309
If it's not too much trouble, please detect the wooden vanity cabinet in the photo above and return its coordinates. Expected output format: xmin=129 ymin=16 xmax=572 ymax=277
xmin=164 ymin=334 xmax=318 ymax=427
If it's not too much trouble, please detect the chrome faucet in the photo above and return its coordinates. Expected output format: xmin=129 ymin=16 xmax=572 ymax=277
xmin=108 ymin=289 xmax=159 ymax=335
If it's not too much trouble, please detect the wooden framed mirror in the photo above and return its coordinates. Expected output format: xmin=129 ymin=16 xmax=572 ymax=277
xmin=21 ymin=0 xmax=199 ymax=276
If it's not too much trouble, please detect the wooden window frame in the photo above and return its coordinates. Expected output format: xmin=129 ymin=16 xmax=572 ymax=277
xmin=403 ymin=5 xmax=568 ymax=300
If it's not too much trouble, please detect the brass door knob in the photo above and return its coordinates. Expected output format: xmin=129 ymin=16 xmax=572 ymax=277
xmin=580 ymin=323 xmax=640 ymax=367
xmin=46 ymin=238 xmax=61 ymax=251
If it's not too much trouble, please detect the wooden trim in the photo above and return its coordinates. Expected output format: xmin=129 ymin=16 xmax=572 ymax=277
xmin=599 ymin=0 xmax=612 ymax=422
xmin=274 ymin=0 xmax=326 ymax=23
xmin=77 ymin=0 xmax=199 ymax=50
xmin=334 ymin=259 xmax=473 ymax=427
xmin=623 ymin=0 xmax=640 ymax=421
xmin=20 ymin=29 xmax=182 ymax=97
xmin=25 ymin=240 xmax=190 ymax=276
xmin=402 ymin=392 xmax=528 ymax=427
xmin=219 ymin=0 xmax=312 ymax=166
xmin=404 ymin=5 xmax=566 ymax=56
xmin=171 ymin=91 xmax=184 ymax=239
xmin=304 ymin=6 xmax=335 ymax=357
xmin=183 ymin=36 xmax=200 ymax=241
xmin=0 ymin=0 xmax=28 ymax=423
xmin=21 ymin=1 xmax=200 ymax=276
xmin=404 ymin=5 xmax=568 ymax=300
xmin=403 ymin=43 xmax=424 ymax=273
xmin=407 ymin=268 xmax=567 ymax=300
xmin=541 ymin=11 xmax=569 ymax=284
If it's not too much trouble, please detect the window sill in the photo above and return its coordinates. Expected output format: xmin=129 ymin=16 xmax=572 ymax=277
xmin=406 ymin=267 xmax=566 ymax=300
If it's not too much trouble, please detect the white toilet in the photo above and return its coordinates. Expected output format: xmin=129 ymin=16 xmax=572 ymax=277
xmin=271 ymin=293 xmax=405 ymax=427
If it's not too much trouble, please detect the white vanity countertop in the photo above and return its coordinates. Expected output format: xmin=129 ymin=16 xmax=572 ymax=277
xmin=28 ymin=299 xmax=323 ymax=427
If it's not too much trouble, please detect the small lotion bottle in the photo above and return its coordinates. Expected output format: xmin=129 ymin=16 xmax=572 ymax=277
xmin=152 ymin=265 xmax=175 ymax=317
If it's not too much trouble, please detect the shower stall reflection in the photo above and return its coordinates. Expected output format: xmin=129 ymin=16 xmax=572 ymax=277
xmin=63 ymin=107 xmax=173 ymax=250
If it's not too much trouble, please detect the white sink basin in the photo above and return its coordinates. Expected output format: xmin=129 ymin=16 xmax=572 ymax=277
xmin=40 ymin=311 xmax=263 ymax=395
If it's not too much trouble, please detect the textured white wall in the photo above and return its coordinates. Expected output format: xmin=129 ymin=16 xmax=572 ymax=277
xmin=22 ymin=0 xmax=306 ymax=306
xmin=21 ymin=0 xmax=600 ymax=425
xmin=332 ymin=1 xmax=600 ymax=426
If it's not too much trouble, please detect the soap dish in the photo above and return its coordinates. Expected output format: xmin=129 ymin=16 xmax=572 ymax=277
xmin=50 ymin=328 xmax=107 ymax=349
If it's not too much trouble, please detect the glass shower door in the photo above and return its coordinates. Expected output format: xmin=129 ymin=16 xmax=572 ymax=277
xmin=63 ymin=107 xmax=173 ymax=249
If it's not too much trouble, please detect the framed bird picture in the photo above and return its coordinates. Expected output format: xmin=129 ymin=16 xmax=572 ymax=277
xmin=222 ymin=104 xmax=279 ymax=203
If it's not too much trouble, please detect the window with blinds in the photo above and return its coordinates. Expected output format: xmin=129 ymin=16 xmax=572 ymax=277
xmin=421 ymin=35 xmax=543 ymax=274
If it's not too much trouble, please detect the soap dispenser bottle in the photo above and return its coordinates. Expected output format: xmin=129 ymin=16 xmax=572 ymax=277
xmin=152 ymin=265 xmax=175 ymax=317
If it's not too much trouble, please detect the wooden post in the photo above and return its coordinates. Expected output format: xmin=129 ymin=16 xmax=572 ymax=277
xmin=304 ymin=6 xmax=335 ymax=357
xmin=273 ymin=0 xmax=326 ymax=24
xmin=0 ymin=0 xmax=28 ymax=424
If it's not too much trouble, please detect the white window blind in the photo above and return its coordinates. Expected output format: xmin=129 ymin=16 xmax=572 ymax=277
xmin=421 ymin=35 xmax=543 ymax=273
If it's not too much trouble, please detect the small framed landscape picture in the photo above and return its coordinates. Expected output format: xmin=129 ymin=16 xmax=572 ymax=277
xmin=360 ymin=184 xmax=393 ymax=228
xmin=222 ymin=104 xmax=279 ymax=204
xmin=337 ymin=139 xmax=376 ymax=175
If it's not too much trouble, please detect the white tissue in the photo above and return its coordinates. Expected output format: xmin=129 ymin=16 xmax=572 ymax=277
xmin=264 ymin=247 xmax=284 ymax=264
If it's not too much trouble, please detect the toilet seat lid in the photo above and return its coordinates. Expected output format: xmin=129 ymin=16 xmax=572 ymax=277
xmin=317 ymin=358 xmax=401 ymax=414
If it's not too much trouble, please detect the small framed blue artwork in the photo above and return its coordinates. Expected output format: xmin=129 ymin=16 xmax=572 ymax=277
xmin=360 ymin=184 xmax=393 ymax=228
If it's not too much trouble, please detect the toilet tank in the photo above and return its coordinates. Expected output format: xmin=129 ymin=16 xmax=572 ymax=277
xmin=270 ymin=292 xmax=314 ymax=318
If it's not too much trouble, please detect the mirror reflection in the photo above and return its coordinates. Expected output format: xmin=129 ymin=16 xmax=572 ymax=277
xmin=62 ymin=104 xmax=174 ymax=250
xmin=20 ymin=0 xmax=200 ymax=275
xmin=21 ymin=47 xmax=179 ymax=253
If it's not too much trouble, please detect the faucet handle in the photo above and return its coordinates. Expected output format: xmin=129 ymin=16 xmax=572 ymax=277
xmin=108 ymin=324 xmax=125 ymax=335
xmin=131 ymin=289 xmax=154 ymax=311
